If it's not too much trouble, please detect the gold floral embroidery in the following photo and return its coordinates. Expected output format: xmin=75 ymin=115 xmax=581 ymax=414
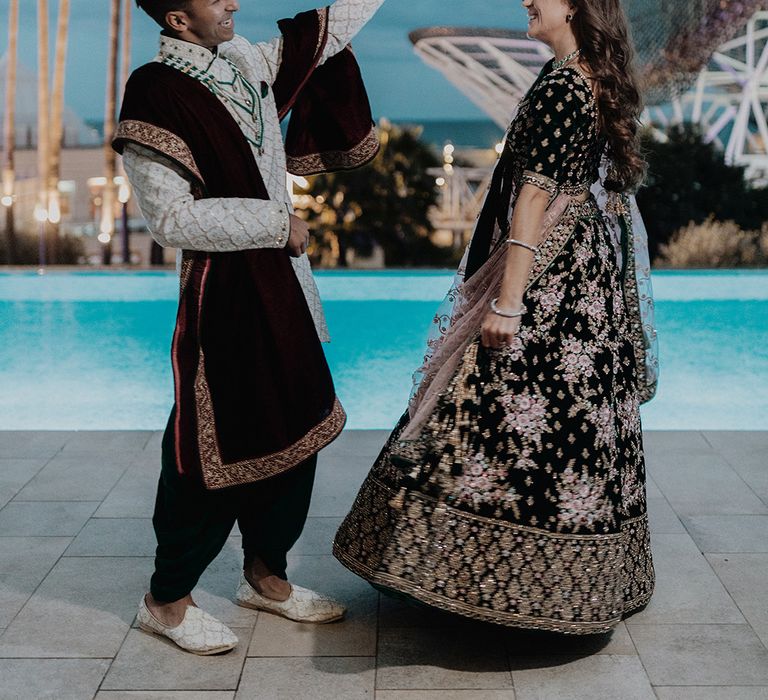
xmin=334 ymin=477 xmax=654 ymax=634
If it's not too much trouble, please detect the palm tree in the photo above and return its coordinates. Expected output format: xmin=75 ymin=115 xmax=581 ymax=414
xmin=37 ymin=0 xmax=50 ymax=265
xmin=101 ymin=0 xmax=121 ymax=265
xmin=2 ymin=0 xmax=19 ymax=264
xmin=48 ymin=0 xmax=71 ymax=261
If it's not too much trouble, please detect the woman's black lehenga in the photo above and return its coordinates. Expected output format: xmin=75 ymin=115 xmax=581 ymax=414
xmin=334 ymin=63 xmax=658 ymax=634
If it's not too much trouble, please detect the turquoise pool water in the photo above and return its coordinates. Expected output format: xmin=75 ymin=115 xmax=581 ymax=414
xmin=1 ymin=270 xmax=766 ymax=430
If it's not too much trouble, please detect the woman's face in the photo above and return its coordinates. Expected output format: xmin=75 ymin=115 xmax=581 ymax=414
xmin=522 ymin=0 xmax=574 ymax=45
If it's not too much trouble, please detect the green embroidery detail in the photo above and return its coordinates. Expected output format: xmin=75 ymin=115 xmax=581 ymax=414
xmin=160 ymin=53 xmax=264 ymax=150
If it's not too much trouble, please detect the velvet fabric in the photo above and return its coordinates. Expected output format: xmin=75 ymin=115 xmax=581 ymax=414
xmin=113 ymin=9 xmax=381 ymax=489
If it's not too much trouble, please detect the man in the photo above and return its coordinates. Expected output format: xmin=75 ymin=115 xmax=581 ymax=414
xmin=114 ymin=0 xmax=384 ymax=655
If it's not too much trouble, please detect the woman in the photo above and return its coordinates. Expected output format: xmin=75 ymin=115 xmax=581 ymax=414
xmin=334 ymin=0 xmax=659 ymax=634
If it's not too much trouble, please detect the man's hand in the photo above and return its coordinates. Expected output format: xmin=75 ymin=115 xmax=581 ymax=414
xmin=286 ymin=214 xmax=310 ymax=258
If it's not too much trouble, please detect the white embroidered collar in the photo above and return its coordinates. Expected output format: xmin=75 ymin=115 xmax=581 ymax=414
xmin=157 ymin=34 xmax=217 ymax=73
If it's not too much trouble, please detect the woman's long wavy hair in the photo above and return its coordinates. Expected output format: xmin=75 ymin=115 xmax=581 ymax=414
xmin=570 ymin=0 xmax=646 ymax=192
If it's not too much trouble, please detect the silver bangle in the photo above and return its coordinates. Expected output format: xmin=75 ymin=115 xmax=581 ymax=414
xmin=490 ymin=298 xmax=527 ymax=318
xmin=506 ymin=238 xmax=538 ymax=254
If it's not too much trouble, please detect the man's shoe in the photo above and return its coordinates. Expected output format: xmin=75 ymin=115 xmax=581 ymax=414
xmin=136 ymin=595 xmax=238 ymax=655
xmin=235 ymin=575 xmax=346 ymax=623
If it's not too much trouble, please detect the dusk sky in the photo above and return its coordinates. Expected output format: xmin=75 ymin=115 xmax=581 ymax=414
xmin=0 ymin=0 xmax=530 ymax=122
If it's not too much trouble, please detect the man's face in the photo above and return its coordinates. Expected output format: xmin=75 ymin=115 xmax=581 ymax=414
xmin=169 ymin=0 xmax=240 ymax=48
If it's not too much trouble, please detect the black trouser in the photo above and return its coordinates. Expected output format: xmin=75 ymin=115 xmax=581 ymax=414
xmin=150 ymin=411 xmax=318 ymax=603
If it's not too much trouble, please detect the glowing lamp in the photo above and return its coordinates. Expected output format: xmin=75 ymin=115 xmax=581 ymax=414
xmin=117 ymin=182 xmax=131 ymax=204
xmin=97 ymin=232 xmax=111 ymax=244
xmin=34 ymin=205 xmax=48 ymax=223
xmin=48 ymin=200 xmax=61 ymax=225
xmin=436 ymin=177 xmax=446 ymax=186
xmin=1 ymin=195 xmax=13 ymax=207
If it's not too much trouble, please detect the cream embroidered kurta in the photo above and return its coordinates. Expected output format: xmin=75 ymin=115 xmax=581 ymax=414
xmin=122 ymin=0 xmax=385 ymax=342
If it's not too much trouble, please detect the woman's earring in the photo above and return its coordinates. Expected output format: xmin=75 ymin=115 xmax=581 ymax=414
xmin=566 ymin=13 xmax=573 ymax=22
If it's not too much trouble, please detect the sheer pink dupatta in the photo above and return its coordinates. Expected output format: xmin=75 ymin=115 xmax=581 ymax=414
xmin=402 ymin=184 xmax=659 ymax=444
xmin=401 ymin=193 xmax=573 ymax=442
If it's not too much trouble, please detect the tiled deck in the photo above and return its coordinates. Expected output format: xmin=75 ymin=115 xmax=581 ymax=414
xmin=0 ymin=430 xmax=767 ymax=699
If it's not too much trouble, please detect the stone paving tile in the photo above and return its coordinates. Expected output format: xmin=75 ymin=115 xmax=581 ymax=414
xmin=654 ymin=688 xmax=768 ymax=700
xmin=0 ymin=536 xmax=71 ymax=627
xmin=142 ymin=431 xmax=164 ymax=454
xmin=506 ymin=622 xmax=636 ymax=656
xmin=13 ymin=454 xmax=133 ymax=502
xmin=647 ymin=496 xmax=686 ymax=534
xmin=247 ymin=553 xmax=377 ymax=657
xmin=646 ymin=451 xmax=767 ymax=516
xmin=323 ymin=430 xmax=389 ymax=459
xmin=706 ymin=553 xmax=768 ymax=633
xmin=0 ymin=556 xmax=151 ymax=657
xmin=628 ymin=623 xmax=768 ymax=686
xmin=683 ymin=515 xmax=768 ymax=552
xmin=97 ymin=693 xmax=235 ymax=700
xmin=376 ymin=693 xmax=514 ymax=700
xmin=376 ymin=627 xmax=513 ymax=690
xmin=755 ymin=624 xmax=768 ymax=650
xmin=0 ymin=432 xmax=73 ymax=459
xmin=102 ymin=628 xmax=250 ymax=691
xmin=94 ymin=461 xmax=159 ymax=519
xmin=61 ymin=431 xmax=153 ymax=453
xmin=310 ymin=455 xmax=374 ymax=518
xmin=629 ymin=533 xmax=744 ymax=625
xmin=292 ymin=517 xmax=343 ymax=556
xmin=378 ymin=596 xmax=472 ymax=629
xmin=0 ymin=501 xmax=99 ymax=536
xmin=191 ymin=539 xmax=260 ymax=629
xmin=723 ymin=451 xmax=768 ymax=506
xmin=66 ymin=518 xmax=155 ymax=557
xmin=510 ymin=654 xmax=655 ymax=700
xmin=0 ymin=459 xmax=49 ymax=509
xmin=235 ymin=657 xmax=375 ymax=699
xmin=703 ymin=431 xmax=768 ymax=454
xmin=643 ymin=431 xmax=711 ymax=452
xmin=0 ymin=658 xmax=110 ymax=700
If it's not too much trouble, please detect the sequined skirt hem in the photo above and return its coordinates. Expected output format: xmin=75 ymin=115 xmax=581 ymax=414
xmin=333 ymin=476 xmax=655 ymax=635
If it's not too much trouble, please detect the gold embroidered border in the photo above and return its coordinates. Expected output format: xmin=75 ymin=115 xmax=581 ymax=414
xmin=333 ymin=476 xmax=654 ymax=635
xmin=524 ymin=198 xmax=598 ymax=292
xmin=316 ymin=7 xmax=329 ymax=56
xmin=522 ymin=170 xmax=558 ymax=195
xmin=286 ymin=126 xmax=380 ymax=176
xmin=114 ymin=120 xmax=204 ymax=185
xmin=193 ymin=351 xmax=347 ymax=489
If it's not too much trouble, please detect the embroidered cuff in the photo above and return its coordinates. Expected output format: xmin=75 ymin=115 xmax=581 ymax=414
xmin=274 ymin=203 xmax=291 ymax=248
xmin=522 ymin=170 xmax=559 ymax=195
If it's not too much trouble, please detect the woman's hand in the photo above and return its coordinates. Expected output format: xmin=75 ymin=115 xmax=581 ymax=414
xmin=481 ymin=311 xmax=522 ymax=349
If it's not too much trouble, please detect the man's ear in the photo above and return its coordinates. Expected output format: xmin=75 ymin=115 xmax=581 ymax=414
xmin=165 ymin=10 xmax=189 ymax=33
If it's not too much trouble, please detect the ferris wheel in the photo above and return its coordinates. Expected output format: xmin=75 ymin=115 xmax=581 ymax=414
xmin=411 ymin=3 xmax=768 ymax=178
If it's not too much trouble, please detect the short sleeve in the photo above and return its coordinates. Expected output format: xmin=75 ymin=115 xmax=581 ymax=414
xmin=521 ymin=71 xmax=594 ymax=195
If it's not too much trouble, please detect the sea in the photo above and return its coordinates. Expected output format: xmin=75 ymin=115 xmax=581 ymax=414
xmin=393 ymin=119 xmax=504 ymax=150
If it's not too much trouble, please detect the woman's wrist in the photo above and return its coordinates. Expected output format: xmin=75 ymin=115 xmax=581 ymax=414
xmin=497 ymin=293 xmax=524 ymax=308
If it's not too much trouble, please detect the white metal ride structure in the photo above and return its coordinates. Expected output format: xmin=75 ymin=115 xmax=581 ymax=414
xmin=412 ymin=13 xmax=768 ymax=238
xmin=646 ymin=10 xmax=768 ymax=182
xmin=410 ymin=27 xmax=552 ymax=243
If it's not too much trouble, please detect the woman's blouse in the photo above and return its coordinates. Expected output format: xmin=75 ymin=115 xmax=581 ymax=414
xmin=506 ymin=64 xmax=604 ymax=198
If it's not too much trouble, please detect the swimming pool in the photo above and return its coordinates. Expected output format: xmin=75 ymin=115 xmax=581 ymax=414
xmin=1 ymin=270 xmax=766 ymax=430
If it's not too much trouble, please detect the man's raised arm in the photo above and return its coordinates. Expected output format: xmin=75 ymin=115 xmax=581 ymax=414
xmin=321 ymin=0 xmax=386 ymax=63
xmin=240 ymin=0 xmax=385 ymax=85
